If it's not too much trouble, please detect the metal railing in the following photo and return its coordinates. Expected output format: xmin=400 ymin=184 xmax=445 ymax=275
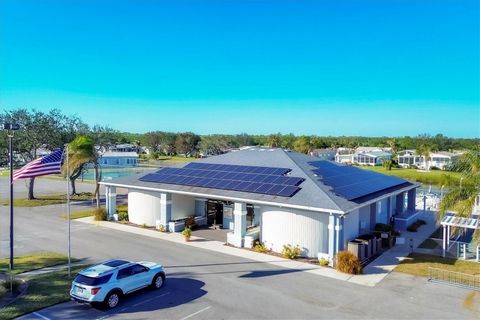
xmin=428 ymin=267 xmax=480 ymax=291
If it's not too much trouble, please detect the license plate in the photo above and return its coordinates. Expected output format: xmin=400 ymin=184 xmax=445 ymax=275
xmin=75 ymin=286 xmax=84 ymax=293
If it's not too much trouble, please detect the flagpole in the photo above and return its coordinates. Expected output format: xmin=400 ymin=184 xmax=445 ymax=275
xmin=66 ymin=145 xmax=71 ymax=278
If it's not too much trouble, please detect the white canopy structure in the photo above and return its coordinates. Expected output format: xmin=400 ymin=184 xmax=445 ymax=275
xmin=441 ymin=214 xmax=479 ymax=261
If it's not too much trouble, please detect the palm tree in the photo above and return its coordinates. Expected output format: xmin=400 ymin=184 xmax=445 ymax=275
xmin=439 ymin=150 xmax=480 ymax=245
xmin=267 ymin=134 xmax=281 ymax=148
xmin=416 ymin=144 xmax=433 ymax=171
xmin=63 ymin=135 xmax=101 ymax=207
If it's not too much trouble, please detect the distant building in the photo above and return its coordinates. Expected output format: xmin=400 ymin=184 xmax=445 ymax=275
xmin=397 ymin=150 xmax=462 ymax=170
xmin=335 ymin=147 xmax=392 ymax=166
xmin=310 ymin=149 xmax=336 ymax=161
xmin=110 ymin=144 xmax=138 ymax=153
xmin=99 ymin=152 xmax=139 ymax=167
xmin=335 ymin=148 xmax=355 ymax=164
xmin=352 ymin=150 xmax=392 ymax=166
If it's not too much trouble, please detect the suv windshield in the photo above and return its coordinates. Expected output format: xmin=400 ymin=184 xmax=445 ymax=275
xmin=74 ymin=273 xmax=112 ymax=286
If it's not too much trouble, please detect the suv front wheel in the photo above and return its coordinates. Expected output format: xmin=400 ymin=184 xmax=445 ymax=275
xmin=151 ymin=273 xmax=165 ymax=289
xmin=104 ymin=290 xmax=121 ymax=309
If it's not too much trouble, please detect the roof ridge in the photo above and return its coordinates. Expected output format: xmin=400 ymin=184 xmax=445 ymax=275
xmin=281 ymin=150 xmax=344 ymax=212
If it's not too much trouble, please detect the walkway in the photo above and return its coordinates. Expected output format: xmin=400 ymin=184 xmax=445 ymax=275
xmin=191 ymin=225 xmax=228 ymax=242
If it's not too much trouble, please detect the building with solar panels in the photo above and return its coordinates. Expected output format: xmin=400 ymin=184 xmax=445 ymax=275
xmin=100 ymin=147 xmax=419 ymax=261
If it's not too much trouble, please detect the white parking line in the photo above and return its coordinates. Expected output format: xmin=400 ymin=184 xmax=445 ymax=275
xmin=180 ymin=306 xmax=212 ymax=320
xmin=132 ymin=292 xmax=171 ymax=307
xmin=32 ymin=312 xmax=51 ymax=320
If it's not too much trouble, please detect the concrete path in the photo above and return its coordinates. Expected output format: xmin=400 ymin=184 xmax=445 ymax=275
xmin=76 ymin=212 xmax=439 ymax=287
xmin=349 ymin=210 xmax=439 ymax=286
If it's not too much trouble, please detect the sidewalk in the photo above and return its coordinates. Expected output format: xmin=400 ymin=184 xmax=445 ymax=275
xmin=76 ymin=212 xmax=438 ymax=287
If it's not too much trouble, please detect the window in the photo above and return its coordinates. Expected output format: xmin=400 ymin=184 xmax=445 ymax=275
xmin=117 ymin=266 xmax=135 ymax=280
xmin=75 ymin=274 xmax=112 ymax=286
xmin=131 ymin=264 xmax=148 ymax=275
xmin=246 ymin=204 xmax=255 ymax=227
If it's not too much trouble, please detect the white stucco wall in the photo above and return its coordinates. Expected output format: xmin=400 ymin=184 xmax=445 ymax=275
xmin=171 ymin=194 xmax=195 ymax=220
xmin=343 ymin=209 xmax=360 ymax=244
xmin=128 ymin=191 xmax=162 ymax=226
xmin=260 ymin=206 xmax=329 ymax=257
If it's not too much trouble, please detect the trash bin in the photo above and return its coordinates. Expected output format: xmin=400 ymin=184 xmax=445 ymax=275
xmin=357 ymin=234 xmax=376 ymax=256
xmin=355 ymin=238 xmax=371 ymax=259
xmin=348 ymin=240 xmax=366 ymax=261
xmin=375 ymin=235 xmax=383 ymax=252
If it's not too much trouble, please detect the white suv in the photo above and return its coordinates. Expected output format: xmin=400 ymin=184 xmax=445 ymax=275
xmin=70 ymin=259 xmax=166 ymax=309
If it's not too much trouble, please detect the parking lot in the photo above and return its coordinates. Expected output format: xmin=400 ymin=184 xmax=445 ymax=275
xmin=1 ymin=198 xmax=476 ymax=319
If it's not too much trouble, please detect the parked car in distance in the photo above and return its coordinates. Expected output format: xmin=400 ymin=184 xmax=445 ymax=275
xmin=70 ymin=259 xmax=166 ymax=309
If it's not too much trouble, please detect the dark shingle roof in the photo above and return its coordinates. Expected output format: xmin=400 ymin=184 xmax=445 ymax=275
xmin=102 ymin=147 xmax=416 ymax=213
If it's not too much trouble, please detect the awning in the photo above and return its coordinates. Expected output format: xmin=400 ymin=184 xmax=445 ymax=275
xmin=441 ymin=214 xmax=479 ymax=230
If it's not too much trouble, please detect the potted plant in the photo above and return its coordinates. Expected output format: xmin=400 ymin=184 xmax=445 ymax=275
xmin=182 ymin=226 xmax=192 ymax=242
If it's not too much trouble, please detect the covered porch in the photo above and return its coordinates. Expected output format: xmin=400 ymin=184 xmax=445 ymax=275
xmin=105 ymin=185 xmax=258 ymax=248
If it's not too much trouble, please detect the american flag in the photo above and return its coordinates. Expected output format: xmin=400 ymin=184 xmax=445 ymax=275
xmin=13 ymin=147 xmax=65 ymax=181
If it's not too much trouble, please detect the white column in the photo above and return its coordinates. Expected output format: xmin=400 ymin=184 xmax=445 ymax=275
xmin=463 ymin=243 xmax=467 ymax=259
xmin=446 ymin=225 xmax=450 ymax=247
xmin=106 ymin=186 xmax=117 ymax=220
xmin=442 ymin=225 xmax=446 ymax=258
xmin=476 ymin=245 xmax=479 ymax=262
xmin=159 ymin=193 xmax=172 ymax=228
xmin=229 ymin=202 xmax=247 ymax=247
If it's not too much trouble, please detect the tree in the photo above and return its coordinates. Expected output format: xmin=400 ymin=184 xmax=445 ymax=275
xmin=159 ymin=132 xmax=177 ymax=156
xmin=417 ymin=144 xmax=433 ymax=171
xmin=64 ymin=136 xmax=95 ymax=196
xmin=199 ymin=135 xmax=230 ymax=156
xmin=267 ymin=134 xmax=281 ymax=148
xmin=293 ymin=136 xmax=312 ymax=154
xmin=439 ymin=150 xmax=480 ymax=245
xmin=64 ymin=135 xmax=101 ymax=207
xmin=142 ymin=131 xmax=162 ymax=153
xmin=175 ymin=132 xmax=200 ymax=157
xmin=0 ymin=109 xmax=87 ymax=199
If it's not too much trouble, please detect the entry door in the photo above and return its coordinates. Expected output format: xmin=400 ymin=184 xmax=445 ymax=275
xmin=215 ymin=202 xmax=223 ymax=226
xmin=206 ymin=201 xmax=217 ymax=225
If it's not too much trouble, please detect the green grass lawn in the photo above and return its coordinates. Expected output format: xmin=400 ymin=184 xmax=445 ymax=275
xmin=0 ymin=193 xmax=94 ymax=207
xmin=360 ymin=166 xmax=462 ymax=187
xmin=61 ymin=209 xmax=95 ymax=219
xmin=157 ymin=156 xmax=196 ymax=162
xmin=395 ymin=253 xmax=480 ymax=277
xmin=61 ymin=204 xmax=127 ymax=219
xmin=0 ymin=265 xmax=86 ymax=320
xmin=0 ymin=252 xmax=72 ymax=275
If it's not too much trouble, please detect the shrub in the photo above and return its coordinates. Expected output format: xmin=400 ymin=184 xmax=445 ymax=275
xmin=374 ymin=223 xmax=393 ymax=233
xmin=281 ymin=244 xmax=302 ymax=259
xmin=319 ymin=258 xmax=329 ymax=267
xmin=407 ymin=219 xmax=427 ymax=232
xmin=158 ymin=224 xmax=166 ymax=232
xmin=0 ymin=279 xmax=22 ymax=293
xmin=253 ymin=241 xmax=268 ymax=253
xmin=141 ymin=223 xmax=148 ymax=228
xmin=182 ymin=226 xmax=192 ymax=239
xmin=185 ymin=216 xmax=196 ymax=229
xmin=93 ymin=208 xmax=107 ymax=221
xmin=336 ymin=251 xmax=362 ymax=275
xmin=118 ymin=211 xmax=128 ymax=221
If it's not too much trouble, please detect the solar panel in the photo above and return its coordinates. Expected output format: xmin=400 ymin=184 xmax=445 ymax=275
xmin=309 ymin=160 xmax=409 ymax=200
xmin=140 ymin=168 xmax=303 ymax=197
xmin=185 ymin=162 xmax=291 ymax=175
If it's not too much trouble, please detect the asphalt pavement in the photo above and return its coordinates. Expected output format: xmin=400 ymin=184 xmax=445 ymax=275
xmin=0 ymin=201 xmax=477 ymax=319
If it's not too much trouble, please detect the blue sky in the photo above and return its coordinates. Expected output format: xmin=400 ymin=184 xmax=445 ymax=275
xmin=0 ymin=0 xmax=478 ymax=137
